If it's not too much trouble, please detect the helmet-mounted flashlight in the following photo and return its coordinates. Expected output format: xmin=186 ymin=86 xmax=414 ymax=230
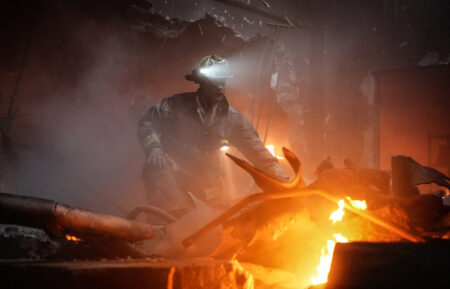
xmin=199 ymin=62 xmax=233 ymax=79
xmin=186 ymin=55 xmax=233 ymax=82
xmin=220 ymin=139 xmax=230 ymax=152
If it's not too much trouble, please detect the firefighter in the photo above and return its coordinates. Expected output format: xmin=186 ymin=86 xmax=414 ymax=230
xmin=138 ymin=55 xmax=287 ymax=217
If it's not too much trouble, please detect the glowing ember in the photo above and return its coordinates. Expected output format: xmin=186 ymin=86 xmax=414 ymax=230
xmin=346 ymin=197 xmax=367 ymax=210
xmin=65 ymin=234 xmax=82 ymax=242
xmin=329 ymin=199 xmax=345 ymax=223
xmin=265 ymin=145 xmax=284 ymax=159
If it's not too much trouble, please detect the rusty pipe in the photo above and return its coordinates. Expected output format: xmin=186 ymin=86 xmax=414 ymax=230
xmin=0 ymin=192 xmax=155 ymax=242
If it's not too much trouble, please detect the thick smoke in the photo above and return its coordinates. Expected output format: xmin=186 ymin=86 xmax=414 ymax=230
xmin=1 ymin=0 xmax=292 ymax=216
xmin=7 ymin=18 xmax=147 ymax=214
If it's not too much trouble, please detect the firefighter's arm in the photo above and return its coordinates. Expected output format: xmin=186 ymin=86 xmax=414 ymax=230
xmin=138 ymin=99 xmax=171 ymax=167
xmin=230 ymin=115 xmax=289 ymax=181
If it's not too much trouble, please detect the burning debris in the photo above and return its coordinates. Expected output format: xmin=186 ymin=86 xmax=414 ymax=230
xmin=181 ymin=149 xmax=449 ymax=288
xmin=0 ymin=151 xmax=449 ymax=288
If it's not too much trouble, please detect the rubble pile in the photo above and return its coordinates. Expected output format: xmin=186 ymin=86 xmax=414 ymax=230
xmin=0 ymin=150 xmax=449 ymax=288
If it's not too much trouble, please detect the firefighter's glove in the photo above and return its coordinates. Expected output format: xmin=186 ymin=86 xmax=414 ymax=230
xmin=147 ymin=147 xmax=166 ymax=169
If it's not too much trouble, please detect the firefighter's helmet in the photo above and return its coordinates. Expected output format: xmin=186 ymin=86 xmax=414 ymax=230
xmin=186 ymin=55 xmax=233 ymax=82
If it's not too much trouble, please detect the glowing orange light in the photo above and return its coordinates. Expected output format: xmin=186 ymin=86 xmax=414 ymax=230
xmin=65 ymin=234 xmax=82 ymax=242
xmin=310 ymin=197 xmax=368 ymax=286
xmin=346 ymin=197 xmax=367 ymax=210
xmin=329 ymin=199 xmax=345 ymax=223
xmin=310 ymin=239 xmax=335 ymax=285
xmin=311 ymin=197 xmax=362 ymax=286
xmin=265 ymin=145 xmax=284 ymax=159
xmin=333 ymin=233 xmax=348 ymax=243
xmin=310 ymin=233 xmax=349 ymax=285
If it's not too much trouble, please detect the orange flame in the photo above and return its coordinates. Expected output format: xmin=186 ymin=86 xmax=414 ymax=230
xmin=310 ymin=233 xmax=349 ymax=285
xmin=329 ymin=199 xmax=345 ymax=223
xmin=65 ymin=234 xmax=82 ymax=242
xmin=310 ymin=197 xmax=366 ymax=286
xmin=346 ymin=197 xmax=367 ymax=210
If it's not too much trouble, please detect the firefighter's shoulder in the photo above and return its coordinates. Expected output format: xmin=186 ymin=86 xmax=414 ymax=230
xmin=228 ymin=105 xmax=250 ymax=122
xmin=165 ymin=92 xmax=196 ymax=104
xmin=161 ymin=92 xmax=197 ymax=109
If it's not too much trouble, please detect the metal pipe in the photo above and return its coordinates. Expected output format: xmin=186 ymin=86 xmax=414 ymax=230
xmin=0 ymin=192 xmax=155 ymax=242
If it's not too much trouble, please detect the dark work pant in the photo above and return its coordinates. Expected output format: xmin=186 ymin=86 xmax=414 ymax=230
xmin=143 ymin=162 xmax=195 ymax=217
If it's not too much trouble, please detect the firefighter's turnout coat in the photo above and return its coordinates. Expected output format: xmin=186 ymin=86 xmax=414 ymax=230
xmin=138 ymin=92 xmax=286 ymax=213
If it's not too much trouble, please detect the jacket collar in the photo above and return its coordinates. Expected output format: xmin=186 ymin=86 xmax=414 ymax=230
xmin=195 ymin=90 xmax=229 ymax=126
